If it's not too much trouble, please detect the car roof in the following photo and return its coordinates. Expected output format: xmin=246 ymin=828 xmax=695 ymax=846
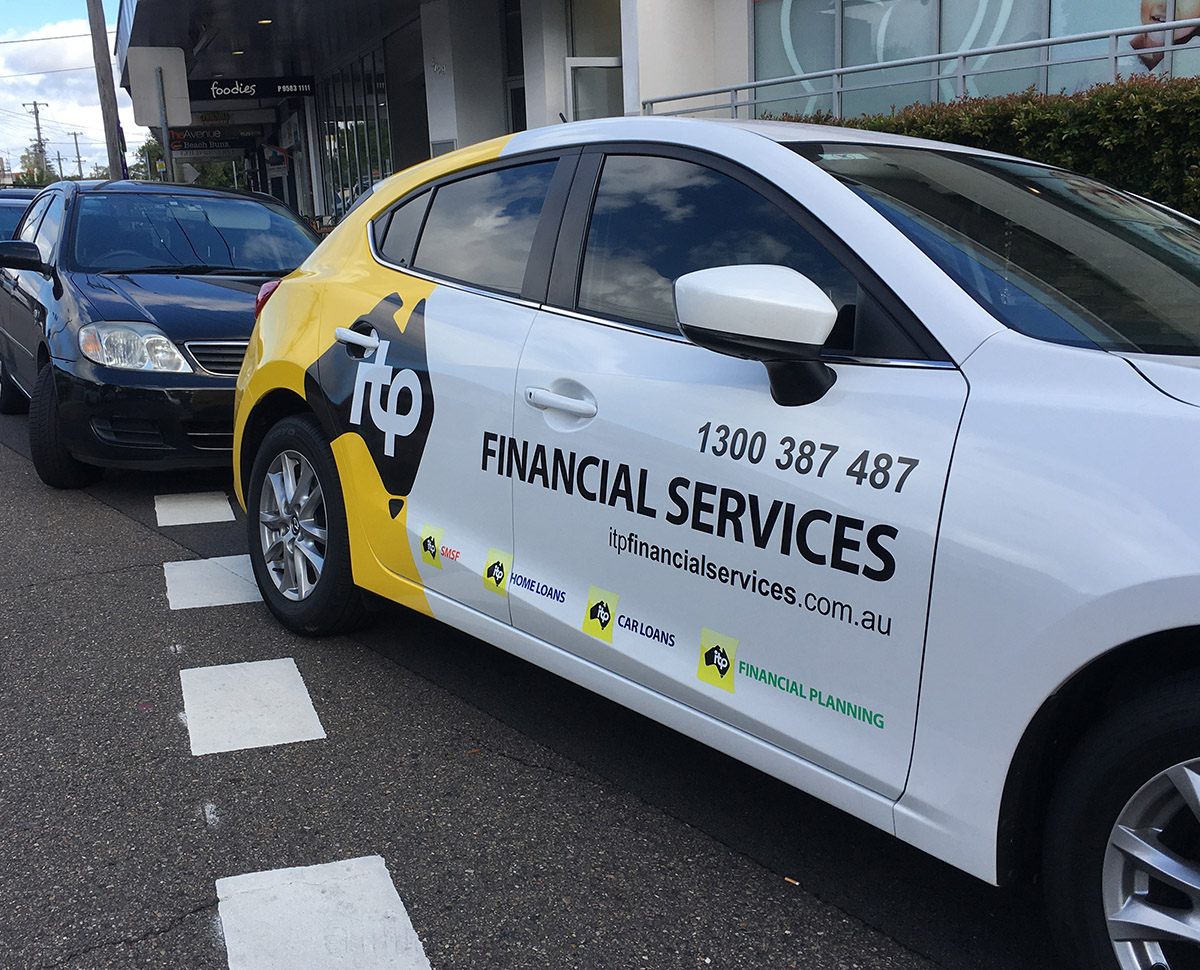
xmin=0 ymin=187 xmax=41 ymax=200
xmin=507 ymin=115 xmax=1018 ymax=163
xmin=46 ymin=179 xmax=285 ymax=206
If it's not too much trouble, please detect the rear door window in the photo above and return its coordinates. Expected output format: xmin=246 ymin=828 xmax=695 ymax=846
xmin=412 ymin=161 xmax=558 ymax=296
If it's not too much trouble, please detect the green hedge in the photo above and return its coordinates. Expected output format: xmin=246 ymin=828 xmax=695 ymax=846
xmin=768 ymin=75 xmax=1200 ymax=217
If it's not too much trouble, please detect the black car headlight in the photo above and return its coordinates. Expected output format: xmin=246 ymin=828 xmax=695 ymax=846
xmin=79 ymin=322 xmax=193 ymax=373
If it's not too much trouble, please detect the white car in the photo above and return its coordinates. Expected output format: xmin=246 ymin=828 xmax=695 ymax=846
xmin=234 ymin=116 xmax=1200 ymax=970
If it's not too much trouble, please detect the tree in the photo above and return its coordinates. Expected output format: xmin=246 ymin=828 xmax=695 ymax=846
xmin=16 ymin=139 xmax=49 ymax=185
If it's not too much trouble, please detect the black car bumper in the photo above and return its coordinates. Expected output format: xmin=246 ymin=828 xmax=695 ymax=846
xmin=53 ymin=362 xmax=235 ymax=470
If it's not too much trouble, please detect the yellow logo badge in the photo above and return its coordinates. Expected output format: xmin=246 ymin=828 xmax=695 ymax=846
xmin=581 ymin=585 xmax=619 ymax=643
xmin=483 ymin=548 xmax=514 ymax=596
xmin=419 ymin=525 xmax=445 ymax=568
xmin=696 ymin=628 xmax=738 ymax=693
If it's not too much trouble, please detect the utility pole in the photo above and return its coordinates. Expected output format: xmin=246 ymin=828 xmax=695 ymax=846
xmin=86 ymin=0 xmax=124 ymax=178
xmin=22 ymin=101 xmax=48 ymax=179
xmin=69 ymin=133 xmax=84 ymax=177
xmin=55 ymin=152 xmax=65 ymax=180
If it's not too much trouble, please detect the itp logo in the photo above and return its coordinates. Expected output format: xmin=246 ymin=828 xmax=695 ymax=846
xmin=309 ymin=293 xmax=435 ymax=498
xmin=419 ymin=525 xmax=445 ymax=568
xmin=582 ymin=585 xmax=619 ymax=643
xmin=349 ymin=338 xmax=423 ymax=458
xmin=696 ymin=628 xmax=738 ymax=693
xmin=483 ymin=548 xmax=513 ymax=597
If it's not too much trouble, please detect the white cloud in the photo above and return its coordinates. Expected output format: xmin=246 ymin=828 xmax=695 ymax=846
xmin=0 ymin=19 xmax=150 ymax=179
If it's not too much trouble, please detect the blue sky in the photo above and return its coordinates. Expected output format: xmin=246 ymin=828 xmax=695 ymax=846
xmin=5 ymin=0 xmax=120 ymax=39
xmin=0 ymin=0 xmax=143 ymax=176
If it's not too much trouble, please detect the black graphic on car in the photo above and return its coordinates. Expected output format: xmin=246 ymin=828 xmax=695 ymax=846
xmin=704 ymin=644 xmax=731 ymax=677
xmin=305 ymin=292 xmax=435 ymax=497
xmin=486 ymin=560 xmax=506 ymax=586
xmin=589 ymin=600 xmax=612 ymax=629
xmin=422 ymin=535 xmax=438 ymax=558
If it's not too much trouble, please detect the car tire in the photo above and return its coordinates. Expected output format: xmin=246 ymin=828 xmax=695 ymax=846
xmin=246 ymin=413 xmax=367 ymax=636
xmin=29 ymin=363 xmax=102 ymax=488
xmin=0 ymin=354 xmax=28 ymax=414
xmin=1043 ymin=674 xmax=1200 ymax=970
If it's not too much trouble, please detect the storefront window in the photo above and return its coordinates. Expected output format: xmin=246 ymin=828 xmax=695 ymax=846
xmin=318 ymin=46 xmax=395 ymax=223
xmin=754 ymin=0 xmax=1199 ymax=118
xmin=1048 ymin=0 xmax=1193 ymax=92
xmin=841 ymin=0 xmax=937 ymax=116
xmin=754 ymin=0 xmax=836 ymax=117
xmin=939 ymin=2 xmax=1044 ymax=100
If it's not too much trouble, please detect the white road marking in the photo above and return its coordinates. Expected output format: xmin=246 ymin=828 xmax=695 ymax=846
xmin=204 ymin=802 xmax=220 ymax=828
xmin=179 ymin=658 xmax=325 ymax=756
xmin=216 ymin=856 xmax=431 ymax=970
xmin=164 ymin=555 xmax=260 ymax=610
xmin=154 ymin=491 xmax=236 ymax=527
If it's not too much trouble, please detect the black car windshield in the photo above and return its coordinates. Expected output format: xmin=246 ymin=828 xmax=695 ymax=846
xmin=792 ymin=142 xmax=1200 ymax=356
xmin=71 ymin=191 xmax=318 ymax=275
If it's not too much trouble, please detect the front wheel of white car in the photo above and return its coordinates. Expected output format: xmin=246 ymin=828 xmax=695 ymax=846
xmin=1044 ymin=676 xmax=1200 ymax=970
xmin=246 ymin=414 xmax=365 ymax=635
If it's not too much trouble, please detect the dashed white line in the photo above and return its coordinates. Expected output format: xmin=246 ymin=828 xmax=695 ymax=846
xmin=154 ymin=491 xmax=236 ymax=527
xmin=163 ymin=555 xmax=261 ymax=610
xmin=179 ymin=658 xmax=326 ymax=756
xmin=216 ymin=856 xmax=432 ymax=970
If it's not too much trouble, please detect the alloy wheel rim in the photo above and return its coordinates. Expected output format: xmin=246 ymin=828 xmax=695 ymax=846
xmin=1103 ymin=759 xmax=1200 ymax=969
xmin=258 ymin=449 xmax=327 ymax=601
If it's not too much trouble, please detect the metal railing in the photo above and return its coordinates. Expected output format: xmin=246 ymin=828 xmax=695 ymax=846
xmin=642 ymin=17 xmax=1200 ymax=120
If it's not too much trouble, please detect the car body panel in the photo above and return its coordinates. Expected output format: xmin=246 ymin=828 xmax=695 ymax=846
xmin=235 ymin=117 xmax=1200 ymax=890
xmin=73 ymin=272 xmax=266 ymax=344
xmin=896 ymin=327 xmax=1200 ymax=877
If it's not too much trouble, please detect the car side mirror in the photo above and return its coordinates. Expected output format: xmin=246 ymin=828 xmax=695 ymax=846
xmin=674 ymin=264 xmax=838 ymax=406
xmin=0 ymin=240 xmax=47 ymax=274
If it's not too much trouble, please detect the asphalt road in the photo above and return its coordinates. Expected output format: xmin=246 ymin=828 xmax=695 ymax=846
xmin=0 ymin=409 xmax=1056 ymax=970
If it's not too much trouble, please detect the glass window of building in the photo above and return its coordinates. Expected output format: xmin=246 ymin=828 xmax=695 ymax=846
xmin=319 ymin=46 xmax=394 ymax=223
xmin=753 ymin=2 xmax=1200 ymax=119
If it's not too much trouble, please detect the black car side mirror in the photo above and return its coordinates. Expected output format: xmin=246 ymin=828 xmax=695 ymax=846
xmin=0 ymin=240 xmax=47 ymax=274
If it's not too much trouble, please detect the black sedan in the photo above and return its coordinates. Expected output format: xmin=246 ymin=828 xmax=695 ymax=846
xmin=0 ymin=180 xmax=319 ymax=487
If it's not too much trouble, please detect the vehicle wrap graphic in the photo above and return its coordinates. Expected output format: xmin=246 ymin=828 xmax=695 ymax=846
xmin=582 ymin=585 xmax=619 ymax=642
xmin=420 ymin=525 xmax=445 ymax=568
xmin=697 ymin=628 xmax=738 ymax=693
xmin=484 ymin=548 xmax=513 ymax=596
xmin=482 ymin=431 xmax=898 ymax=582
xmin=309 ymin=292 xmax=435 ymax=498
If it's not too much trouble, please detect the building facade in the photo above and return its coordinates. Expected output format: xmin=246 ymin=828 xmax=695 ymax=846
xmin=115 ymin=0 xmax=1198 ymax=222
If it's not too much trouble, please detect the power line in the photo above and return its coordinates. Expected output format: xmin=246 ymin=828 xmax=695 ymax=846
xmin=0 ymin=66 xmax=92 ymax=80
xmin=0 ymin=30 xmax=115 ymax=45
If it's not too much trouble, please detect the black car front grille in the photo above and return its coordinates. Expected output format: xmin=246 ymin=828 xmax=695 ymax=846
xmin=183 ymin=421 xmax=233 ymax=451
xmin=91 ymin=417 xmax=167 ymax=449
xmin=185 ymin=341 xmax=249 ymax=376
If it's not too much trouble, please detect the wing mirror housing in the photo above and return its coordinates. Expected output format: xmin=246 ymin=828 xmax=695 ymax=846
xmin=0 ymin=240 xmax=47 ymax=274
xmin=674 ymin=264 xmax=838 ymax=406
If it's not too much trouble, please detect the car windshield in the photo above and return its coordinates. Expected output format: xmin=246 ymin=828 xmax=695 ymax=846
xmin=793 ymin=142 xmax=1200 ymax=356
xmin=71 ymin=191 xmax=319 ymax=275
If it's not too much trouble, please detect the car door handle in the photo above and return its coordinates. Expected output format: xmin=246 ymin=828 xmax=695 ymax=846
xmin=334 ymin=327 xmax=379 ymax=352
xmin=524 ymin=386 xmax=597 ymax=418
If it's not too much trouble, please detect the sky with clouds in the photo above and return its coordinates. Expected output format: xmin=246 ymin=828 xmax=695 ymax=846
xmin=0 ymin=0 xmax=150 ymax=179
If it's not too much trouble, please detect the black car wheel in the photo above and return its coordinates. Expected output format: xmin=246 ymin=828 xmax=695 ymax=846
xmin=246 ymin=414 xmax=366 ymax=635
xmin=29 ymin=363 xmax=102 ymax=488
xmin=1044 ymin=675 xmax=1200 ymax=970
xmin=0 ymin=354 xmax=28 ymax=414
